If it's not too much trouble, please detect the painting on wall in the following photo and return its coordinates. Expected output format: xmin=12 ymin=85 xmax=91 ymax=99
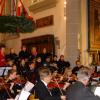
xmin=88 ymin=0 xmax=100 ymax=50
xmin=36 ymin=15 xmax=54 ymax=28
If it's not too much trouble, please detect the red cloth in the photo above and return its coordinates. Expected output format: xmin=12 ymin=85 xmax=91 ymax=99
xmin=48 ymin=82 xmax=64 ymax=89
xmin=16 ymin=7 xmax=21 ymax=16
xmin=0 ymin=53 xmax=6 ymax=67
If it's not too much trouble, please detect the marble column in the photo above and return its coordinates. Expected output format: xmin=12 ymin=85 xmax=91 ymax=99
xmin=66 ymin=0 xmax=81 ymax=67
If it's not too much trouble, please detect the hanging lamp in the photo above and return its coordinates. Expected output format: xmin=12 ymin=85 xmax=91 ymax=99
xmin=0 ymin=0 xmax=36 ymax=33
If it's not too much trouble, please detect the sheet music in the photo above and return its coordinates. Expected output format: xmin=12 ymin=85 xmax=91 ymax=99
xmin=16 ymin=90 xmax=30 ymax=100
xmin=23 ymin=81 xmax=34 ymax=92
xmin=15 ymin=81 xmax=34 ymax=100
xmin=94 ymin=87 xmax=100 ymax=97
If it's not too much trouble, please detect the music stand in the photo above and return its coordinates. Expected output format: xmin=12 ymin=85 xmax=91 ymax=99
xmin=0 ymin=67 xmax=12 ymax=76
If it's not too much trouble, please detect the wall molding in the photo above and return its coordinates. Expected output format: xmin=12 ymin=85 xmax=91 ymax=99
xmin=29 ymin=0 xmax=58 ymax=13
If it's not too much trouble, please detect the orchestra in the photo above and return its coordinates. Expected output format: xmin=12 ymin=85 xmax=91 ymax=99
xmin=0 ymin=46 xmax=99 ymax=100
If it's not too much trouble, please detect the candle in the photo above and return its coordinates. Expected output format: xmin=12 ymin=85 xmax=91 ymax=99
xmin=78 ymin=33 xmax=80 ymax=49
xmin=97 ymin=49 xmax=98 ymax=54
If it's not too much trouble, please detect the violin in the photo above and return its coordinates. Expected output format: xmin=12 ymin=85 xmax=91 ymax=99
xmin=0 ymin=77 xmax=12 ymax=98
xmin=0 ymin=77 xmax=10 ymax=89
xmin=13 ymin=75 xmax=26 ymax=85
xmin=49 ymin=71 xmax=77 ymax=92
xmin=0 ymin=75 xmax=26 ymax=95
xmin=51 ymin=73 xmax=62 ymax=83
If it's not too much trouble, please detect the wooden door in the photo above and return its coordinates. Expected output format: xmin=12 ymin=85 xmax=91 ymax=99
xmin=22 ymin=35 xmax=55 ymax=55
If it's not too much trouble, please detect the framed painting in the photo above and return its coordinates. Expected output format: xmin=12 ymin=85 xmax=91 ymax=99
xmin=36 ymin=15 xmax=54 ymax=28
xmin=88 ymin=0 xmax=100 ymax=51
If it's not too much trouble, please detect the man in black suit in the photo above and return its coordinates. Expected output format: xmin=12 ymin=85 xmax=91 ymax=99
xmin=66 ymin=67 xmax=100 ymax=100
xmin=33 ymin=67 xmax=66 ymax=100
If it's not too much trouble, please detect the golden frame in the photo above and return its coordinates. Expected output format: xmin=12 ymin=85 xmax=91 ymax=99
xmin=88 ymin=0 xmax=100 ymax=50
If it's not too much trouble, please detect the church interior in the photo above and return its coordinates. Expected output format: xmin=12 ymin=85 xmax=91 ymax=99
xmin=0 ymin=0 xmax=100 ymax=100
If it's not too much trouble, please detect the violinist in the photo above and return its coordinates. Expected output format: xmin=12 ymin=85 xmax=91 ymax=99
xmin=66 ymin=67 xmax=100 ymax=100
xmin=1 ymin=69 xmax=25 ymax=100
xmin=6 ymin=69 xmax=17 ymax=83
xmin=61 ymin=68 xmax=77 ymax=83
xmin=49 ymin=68 xmax=70 ymax=96
xmin=51 ymin=68 xmax=77 ymax=84
xmin=72 ymin=60 xmax=83 ymax=75
xmin=0 ymin=70 xmax=18 ymax=100
xmin=32 ymin=66 xmax=66 ymax=100
xmin=7 ymin=70 xmax=26 ymax=97
xmin=50 ymin=69 xmax=63 ymax=83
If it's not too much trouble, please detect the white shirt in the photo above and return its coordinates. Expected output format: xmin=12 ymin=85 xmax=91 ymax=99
xmin=41 ymin=80 xmax=48 ymax=87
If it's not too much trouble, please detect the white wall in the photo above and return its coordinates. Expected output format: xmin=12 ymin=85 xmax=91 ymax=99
xmin=6 ymin=0 xmax=66 ymax=57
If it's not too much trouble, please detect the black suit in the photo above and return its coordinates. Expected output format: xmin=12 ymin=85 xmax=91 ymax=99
xmin=33 ymin=80 xmax=61 ymax=100
xmin=66 ymin=81 xmax=100 ymax=100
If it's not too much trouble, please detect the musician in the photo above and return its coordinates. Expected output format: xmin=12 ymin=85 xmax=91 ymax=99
xmin=29 ymin=47 xmax=38 ymax=61
xmin=6 ymin=59 xmax=14 ymax=67
xmin=51 ymin=55 xmax=58 ymax=68
xmin=18 ymin=45 xmax=29 ymax=60
xmin=32 ymin=67 xmax=66 ymax=100
xmin=43 ymin=56 xmax=51 ymax=67
xmin=36 ymin=57 xmax=43 ymax=69
xmin=6 ymin=48 xmax=18 ymax=62
xmin=6 ymin=69 xmax=17 ymax=83
xmin=18 ymin=59 xmax=28 ymax=78
xmin=61 ymin=68 xmax=77 ymax=83
xmin=0 ymin=46 xmax=7 ymax=67
xmin=66 ymin=67 xmax=100 ymax=100
xmin=40 ymin=48 xmax=51 ymax=63
xmin=27 ymin=61 xmax=38 ymax=83
xmin=57 ymin=55 xmax=70 ymax=74
xmin=0 ymin=70 xmax=18 ymax=99
xmin=72 ymin=60 xmax=83 ymax=75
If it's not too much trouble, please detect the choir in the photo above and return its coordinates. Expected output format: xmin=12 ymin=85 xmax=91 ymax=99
xmin=0 ymin=45 xmax=100 ymax=100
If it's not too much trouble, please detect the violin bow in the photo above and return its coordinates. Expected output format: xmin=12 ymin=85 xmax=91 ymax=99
xmin=2 ymin=78 xmax=12 ymax=98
